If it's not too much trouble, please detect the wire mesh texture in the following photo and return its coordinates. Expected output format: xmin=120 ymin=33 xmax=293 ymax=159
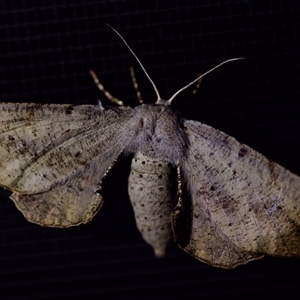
xmin=1 ymin=1 xmax=300 ymax=300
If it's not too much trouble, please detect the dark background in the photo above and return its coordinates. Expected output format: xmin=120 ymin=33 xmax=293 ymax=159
xmin=1 ymin=1 xmax=300 ymax=299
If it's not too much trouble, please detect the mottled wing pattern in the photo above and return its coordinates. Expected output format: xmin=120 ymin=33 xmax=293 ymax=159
xmin=176 ymin=120 xmax=300 ymax=268
xmin=0 ymin=103 xmax=133 ymax=227
xmin=172 ymin=193 xmax=261 ymax=268
xmin=10 ymin=157 xmax=108 ymax=227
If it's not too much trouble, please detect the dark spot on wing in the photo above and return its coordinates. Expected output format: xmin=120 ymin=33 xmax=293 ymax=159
xmin=238 ymin=147 xmax=248 ymax=158
xmin=65 ymin=107 xmax=74 ymax=114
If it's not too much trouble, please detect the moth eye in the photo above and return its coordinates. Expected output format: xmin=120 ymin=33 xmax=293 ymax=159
xmin=158 ymin=187 xmax=163 ymax=191
xmin=158 ymin=163 xmax=162 ymax=167
xmin=158 ymin=175 xmax=162 ymax=179
xmin=142 ymin=161 xmax=146 ymax=164
xmin=139 ymin=174 xmax=143 ymax=178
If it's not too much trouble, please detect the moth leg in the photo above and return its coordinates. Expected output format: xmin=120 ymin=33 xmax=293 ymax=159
xmin=191 ymin=73 xmax=202 ymax=96
xmin=89 ymin=70 xmax=124 ymax=106
xmin=185 ymin=73 xmax=202 ymax=108
xmin=171 ymin=167 xmax=192 ymax=249
xmin=129 ymin=66 xmax=144 ymax=104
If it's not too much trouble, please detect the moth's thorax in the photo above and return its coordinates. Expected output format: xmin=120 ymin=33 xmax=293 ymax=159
xmin=123 ymin=104 xmax=188 ymax=164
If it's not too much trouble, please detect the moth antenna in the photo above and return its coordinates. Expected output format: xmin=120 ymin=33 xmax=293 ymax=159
xmin=168 ymin=58 xmax=245 ymax=104
xmin=89 ymin=70 xmax=124 ymax=106
xmin=130 ymin=66 xmax=144 ymax=104
xmin=106 ymin=23 xmax=162 ymax=102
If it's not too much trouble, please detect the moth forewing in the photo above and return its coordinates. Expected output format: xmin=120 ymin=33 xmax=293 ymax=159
xmin=0 ymin=102 xmax=134 ymax=227
xmin=179 ymin=120 xmax=300 ymax=267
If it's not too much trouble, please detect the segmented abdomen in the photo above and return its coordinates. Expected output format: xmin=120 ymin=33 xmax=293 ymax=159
xmin=128 ymin=151 xmax=177 ymax=257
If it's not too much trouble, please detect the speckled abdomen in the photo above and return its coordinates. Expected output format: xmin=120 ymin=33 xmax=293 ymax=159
xmin=128 ymin=151 xmax=177 ymax=257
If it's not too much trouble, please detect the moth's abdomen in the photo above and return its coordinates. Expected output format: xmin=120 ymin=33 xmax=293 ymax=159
xmin=128 ymin=152 xmax=176 ymax=257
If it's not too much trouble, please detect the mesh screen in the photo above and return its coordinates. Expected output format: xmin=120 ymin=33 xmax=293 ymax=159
xmin=1 ymin=1 xmax=300 ymax=299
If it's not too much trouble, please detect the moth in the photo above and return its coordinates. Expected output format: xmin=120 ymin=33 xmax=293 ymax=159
xmin=1 ymin=25 xmax=300 ymax=269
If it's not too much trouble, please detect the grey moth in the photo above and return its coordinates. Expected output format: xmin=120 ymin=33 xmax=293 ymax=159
xmin=1 ymin=25 xmax=299 ymax=268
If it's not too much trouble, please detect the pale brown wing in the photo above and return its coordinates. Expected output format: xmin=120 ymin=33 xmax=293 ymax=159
xmin=0 ymin=102 xmax=133 ymax=227
xmin=171 ymin=191 xmax=261 ymax=268
xmin=9 ymin=155 xmax=115 ymax=227
xmin=0 ymin=103 xmax=133 ymax=193
xmin=175 ymin=119 xmax=300 ymax=268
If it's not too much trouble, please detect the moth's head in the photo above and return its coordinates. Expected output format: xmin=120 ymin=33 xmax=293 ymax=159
xmin=107 ymin=24 xmax=244 ymax=106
